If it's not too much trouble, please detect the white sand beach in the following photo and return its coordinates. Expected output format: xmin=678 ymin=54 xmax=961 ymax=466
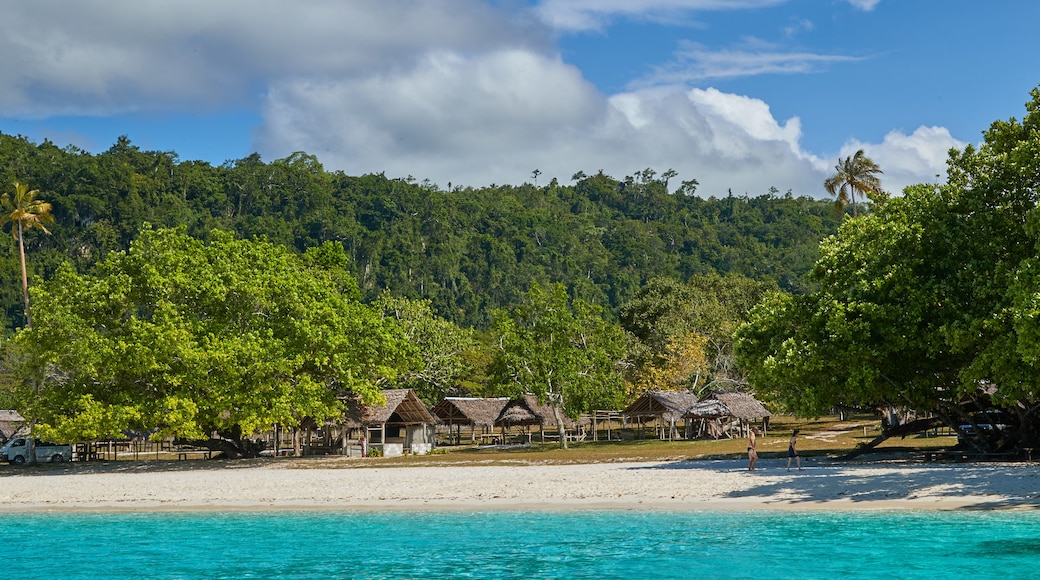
xmin=2 ymin=456 xmax=1039 ymax=513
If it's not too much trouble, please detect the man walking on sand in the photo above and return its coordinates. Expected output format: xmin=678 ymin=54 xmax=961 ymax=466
xmin=747 ymin=427 xmax=759 ymax=471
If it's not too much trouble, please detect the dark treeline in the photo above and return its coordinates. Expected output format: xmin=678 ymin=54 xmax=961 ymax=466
xmin=0 ymin=132 xmax=842 ymax=331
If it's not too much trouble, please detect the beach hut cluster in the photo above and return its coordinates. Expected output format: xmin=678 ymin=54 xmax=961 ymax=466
xmin=621 ymin=390 xmax=772 ymax=441
xmin=278 ymin=388 xmax=770 ymax=457
xmin=8 ymin=388 xmax=768 ymax=461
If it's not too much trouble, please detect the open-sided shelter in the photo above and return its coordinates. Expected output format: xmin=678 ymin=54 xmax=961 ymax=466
xmin=685 ymin=390 xmax=772 ymax=438
xmin=494 ymin=394 xmax=575 ymax=443
xmin=431 ymin=397 xmax=509 ymax=444
xmin=622 ymin=390 xmax=700 ymax=440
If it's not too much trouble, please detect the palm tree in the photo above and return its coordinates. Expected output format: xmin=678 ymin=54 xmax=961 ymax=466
xmin=1 ymin=182 xmax=54 ymax=329
xmin=824 ymin=149 xmax=883 ymax=217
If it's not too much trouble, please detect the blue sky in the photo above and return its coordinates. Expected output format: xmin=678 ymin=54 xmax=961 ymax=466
xmin=1 ymin=0 xmax=1037 ymax=197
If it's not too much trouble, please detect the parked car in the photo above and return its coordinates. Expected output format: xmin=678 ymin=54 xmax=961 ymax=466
xmin=957 ymin=410 xmax=1012 ymax=437
xmin=0 ymin=437 xmax=73 ymax=464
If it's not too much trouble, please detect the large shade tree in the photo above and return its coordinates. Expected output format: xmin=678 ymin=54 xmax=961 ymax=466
xmin=490 ymin=283 xmax=627 ymax=448
xmin=0 ymin=181 xmax=53 ymax=328
xmin=824 ymin=149 xmax=883 ymax=217
xmin=620 ymin=274 xmax=777 ymax=396
xmin=736 ymin=87 xmax=1040 ymax=453
xmin=10 ymin=227 xmax=412 ymax=457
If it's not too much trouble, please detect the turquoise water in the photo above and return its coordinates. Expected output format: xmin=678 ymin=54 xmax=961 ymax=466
xmin=6 ymin=509 xmax=1039 ymax=579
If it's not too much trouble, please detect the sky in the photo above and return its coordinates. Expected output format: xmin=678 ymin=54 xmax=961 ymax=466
xmin=1 ymin=0 xmax=1038 ymax=198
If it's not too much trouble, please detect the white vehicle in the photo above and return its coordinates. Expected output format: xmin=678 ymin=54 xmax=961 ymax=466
xmin=1 ymin=437 xmax=73 ymax=464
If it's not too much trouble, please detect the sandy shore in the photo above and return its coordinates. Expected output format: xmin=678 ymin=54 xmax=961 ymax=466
xmin=2 ymin=456 xmax=1039 ymax=513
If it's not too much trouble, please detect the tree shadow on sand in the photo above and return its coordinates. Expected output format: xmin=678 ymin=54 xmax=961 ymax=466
xmin=634 ymin=458 xmax=1040 ymax=510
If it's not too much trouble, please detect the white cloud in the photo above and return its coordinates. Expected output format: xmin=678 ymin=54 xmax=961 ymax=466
xmin=257 ymin=53 xmax=832 ymax=196
xmin=0 ymin=0 xmax=953 ymax=199
xmin=0 ymin=0 xmax=544 ymax=117
xmin=847 ymin=0 xmax=881 ymax=11
xmin=837 ymin=127 xmax=966 ymax=194
xmin=783 ymin=18 xmax=815 ymax=38
xmin=638 ymin=41 xmax=862 ymax=84
xmin=534 ymin=0 xmax=786 ymax=32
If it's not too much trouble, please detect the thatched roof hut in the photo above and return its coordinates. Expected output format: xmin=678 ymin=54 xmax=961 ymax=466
xmin=0 ymin=410 xmax=24 ymax=442
xmin=432 ymin=397 xmax=511 ymax=445
xmin=622 ymin=390 xmax=700 ymax=422
xmin=683 ymin=391 xmax=772 ymax=439
xmin=339 ymin=389 xmax=437 ymax=455
xmin=432 ymin=397 xmax=509 ymax=428
xmin=700 ymin=391 xmax=771 ymax=421
xmin=496 ymin=395 xmax=572 ymax=428
xmin=341 ymin=389 xmax=436 ymax=427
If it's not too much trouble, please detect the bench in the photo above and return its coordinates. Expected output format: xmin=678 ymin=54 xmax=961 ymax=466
xmin=176 ymin=449 xmax=212 ymax=460
xmin=922 ymin=450 xmax=1015 ymax=462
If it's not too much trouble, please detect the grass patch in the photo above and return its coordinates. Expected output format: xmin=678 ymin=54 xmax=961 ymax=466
xmin=291 ymin=414 xmax=959 ymax=469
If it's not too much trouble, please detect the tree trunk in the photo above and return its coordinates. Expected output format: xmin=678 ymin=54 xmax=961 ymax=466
xmin=840 ymin=416 xmax=944 ymax=459
xmin=17 ymin=222 xmax=31 ymax=328
xmin=550 ymin=402 xmax=568 ymax=450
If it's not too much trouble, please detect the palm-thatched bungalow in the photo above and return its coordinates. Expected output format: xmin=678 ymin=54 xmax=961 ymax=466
xmin=431 ymin=397 xmax=509 ymax=445
xmin=0 ymin=410 xmax=25 ymax=443
xmin=494 ymin=394 xmax=575 ymax=444
xmin=342 ymin=389 xmax=437 ymax=456
xmin=685 ymin=390 xmax=772 ymax=439
xmin=622 ymin=390 xmax=700 ymax=440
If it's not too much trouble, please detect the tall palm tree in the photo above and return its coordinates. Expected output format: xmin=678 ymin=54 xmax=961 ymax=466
xmin=1 ymin=182 xmax=54 ymax=329
xmin=824 ymin=149 xmax=883 ymax=217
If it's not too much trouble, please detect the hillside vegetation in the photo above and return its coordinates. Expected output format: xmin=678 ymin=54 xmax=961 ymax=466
xmin=0 ymin=132 xmax=841 ymax=332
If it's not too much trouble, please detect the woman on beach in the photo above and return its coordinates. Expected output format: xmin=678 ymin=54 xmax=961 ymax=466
xmin=747 ymin=427 xmax=758 ymax=471
xmin=787 ymin=429 xmax=802 ymax=471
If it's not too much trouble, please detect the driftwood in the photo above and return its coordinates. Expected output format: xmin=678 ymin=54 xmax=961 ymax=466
xmin=840 ymin=416 xmax=945 ymax=460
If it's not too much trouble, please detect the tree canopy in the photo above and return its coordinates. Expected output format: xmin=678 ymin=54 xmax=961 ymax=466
xmin=0 ymin=133 xmax=842 ymax=332
xmin=823 ymin=149 xmax=883 ymax=217
xmin=490 ymin=283 xmax=627 ymax=447
xmin=735 ymin=86 xmax=1040 ymax=453
xmin=12 ymin=227 xmax=412 ymax=456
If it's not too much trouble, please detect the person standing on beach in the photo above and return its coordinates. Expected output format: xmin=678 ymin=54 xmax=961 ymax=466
xmin=787 ymin=429 xmax=802 ymax=471
xmin=747 ymin=427 xmax=759 ymax=471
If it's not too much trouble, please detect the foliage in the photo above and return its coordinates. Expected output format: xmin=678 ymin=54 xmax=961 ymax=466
xmin=10 ymin=227 xmax=411 ymax=455
xmin=0 ymin=181 xmax=53 ymax=328
xmin=376 ymin=291 xmax=477 ymax=405
xmin=620 ymin=274 xmax=777 ymax=396
xmin=823 ymin=149 xmax=883 ymax=217
xmin=735 ymin=86 xmax=1040 ymax=452
xmin=0 ymin=134 xmax=843 ymax=333
xmin=489 ymin=283 xmax=628 ymax=433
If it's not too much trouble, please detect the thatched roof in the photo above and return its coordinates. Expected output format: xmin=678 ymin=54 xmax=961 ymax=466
xmin=695 ymin=391 xmax=771 ymax=420
xmin=622 ymin=390 xmax=700 ymax=422
xmin=432 ymin=398 xmax=509 ymax=427
xmin=0 ymin=410 xmax=24 ymax=441
xmin=684 ymin=399 xmax=730 ymax=419
xmin=496 ymin=395 xmax=573 ymax=428
xmin=340 ymin=389 xmax=436 ymax=427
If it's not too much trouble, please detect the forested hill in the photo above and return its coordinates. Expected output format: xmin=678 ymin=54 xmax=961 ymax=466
xmin=0 ymin=132 xmax=843 ymax=331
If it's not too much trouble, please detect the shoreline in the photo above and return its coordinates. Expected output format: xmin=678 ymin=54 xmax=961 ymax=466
xmin=2 ymin=457 xmax=1038 ymax=513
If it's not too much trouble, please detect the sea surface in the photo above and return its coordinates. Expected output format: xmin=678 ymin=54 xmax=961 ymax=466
xmin=6 ymin=509 xmax=1039 ymax=579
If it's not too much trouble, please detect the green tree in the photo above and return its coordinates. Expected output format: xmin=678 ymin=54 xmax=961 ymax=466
xmin=620 ymin=275 xmax=776 ymax=396
xmin=736 ymin=87 xmax=1040 ymax=453
xmin=490 ymin=283 xmax=627 ymax=448
xmin=823 ymin=149 xmax=883 ymax=217
xmin=377 ymin=291 xmax=476 ymax=405
xmin=11 ymin=227 xmax=411 ymax=457
xmin=0 ymin=181 xmax=53 ymax=328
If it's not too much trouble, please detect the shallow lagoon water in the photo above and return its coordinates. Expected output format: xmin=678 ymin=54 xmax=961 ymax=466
xmin=7 ymin=509 xmax=1039 ymax=579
